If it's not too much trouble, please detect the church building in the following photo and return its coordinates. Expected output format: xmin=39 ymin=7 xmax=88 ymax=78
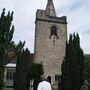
xmin=4 ymin=0 xmax=67 ymax=89
xmin=34 ymin=0 xmax=67 ymax=89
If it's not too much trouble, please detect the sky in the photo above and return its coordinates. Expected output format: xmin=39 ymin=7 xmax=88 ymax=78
xmin=0 ymin=0 xmax=90 ymax=54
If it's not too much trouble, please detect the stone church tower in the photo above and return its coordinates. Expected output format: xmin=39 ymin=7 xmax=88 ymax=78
xmin=34 ymin=0 xmax=67 ymax=88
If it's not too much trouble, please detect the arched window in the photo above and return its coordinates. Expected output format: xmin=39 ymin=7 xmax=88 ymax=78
xmin=49 ymin=25 xmax=58 ymax=39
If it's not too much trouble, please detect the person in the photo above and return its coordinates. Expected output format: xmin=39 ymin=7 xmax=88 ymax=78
xmin=37 ymin=76 xmax=52 ymax=90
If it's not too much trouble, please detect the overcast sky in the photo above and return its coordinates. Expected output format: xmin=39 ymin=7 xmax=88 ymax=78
xmin=0 ymin=0 xmax=90 ymax=54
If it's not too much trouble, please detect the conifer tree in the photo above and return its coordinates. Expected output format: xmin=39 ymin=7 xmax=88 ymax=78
xmin=84 ymin=55 xmax=90 ymax=89
xmin=14 ymin=48 xmax=30 ymax=90
xmin=0 ymin=9 xmax=14 ymax=90
xmin=61 ymin=33 xmax=85 ymax=90
xmin=28 ymin=63 xmax=43 ymax=90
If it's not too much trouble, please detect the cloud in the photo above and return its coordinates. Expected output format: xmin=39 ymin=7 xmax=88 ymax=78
xmin=0 ymin=0 xmax=90 ymax=54
xmin=81 ymin=34 xmax=90 ymax=54
xmin=56 ymin=0 xmax=90 ymax=54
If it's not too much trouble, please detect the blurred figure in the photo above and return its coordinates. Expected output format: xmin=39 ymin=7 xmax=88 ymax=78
xmin=37 ymin=75 xmax=52 ymax=90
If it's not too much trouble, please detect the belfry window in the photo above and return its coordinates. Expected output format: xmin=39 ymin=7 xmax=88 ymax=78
xmin=49 ymin=25 xmax=58 ymax=39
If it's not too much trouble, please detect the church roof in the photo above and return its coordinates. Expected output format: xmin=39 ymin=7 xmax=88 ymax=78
xmin=8 ymin=53 xmax=34 ymax=64
xmin=5 ymin=63 xmax=16 ymax=68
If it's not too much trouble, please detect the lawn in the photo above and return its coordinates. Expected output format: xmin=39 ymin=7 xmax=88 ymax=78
xmin=3 ymin=88 xmax=13 ymax=90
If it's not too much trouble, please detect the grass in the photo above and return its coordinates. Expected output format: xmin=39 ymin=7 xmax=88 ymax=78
xmin=3 ymin=88 xmax=13 ymax=90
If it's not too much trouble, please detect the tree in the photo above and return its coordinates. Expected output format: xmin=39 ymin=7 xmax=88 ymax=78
xmin=0 ymin=8 xmax=14 ymax=90
xmin=61 ymin=33 xmax=85 ymax=90
xmin=14 ymin=48 xmax=30 ymax=90
xmin=28 ymin=63 xmax=43 ymax=90
xmin=84 ymin=54 xmax=90 ymax=89
xmin=9 ymin=40 xmax=25 ymax=57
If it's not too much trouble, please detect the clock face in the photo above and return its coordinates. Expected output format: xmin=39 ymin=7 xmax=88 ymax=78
xmin=51 ymin=35 xmax=57 ymax=46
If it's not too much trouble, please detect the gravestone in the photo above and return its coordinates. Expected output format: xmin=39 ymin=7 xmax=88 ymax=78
xmin=80 ymin=84 xmax=89 ymax=90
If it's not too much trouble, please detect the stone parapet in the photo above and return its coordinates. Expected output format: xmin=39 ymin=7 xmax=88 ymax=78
xmin=36 ymin=9 xmax=67 ymax=24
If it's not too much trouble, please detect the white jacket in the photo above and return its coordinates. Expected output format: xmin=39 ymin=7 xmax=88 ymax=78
xmin=37 ymin=81 xmax=52 ymax=90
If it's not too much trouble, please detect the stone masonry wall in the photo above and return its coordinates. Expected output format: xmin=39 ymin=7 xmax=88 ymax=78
xmin=34 ymin=11 xmax=67 ymax=85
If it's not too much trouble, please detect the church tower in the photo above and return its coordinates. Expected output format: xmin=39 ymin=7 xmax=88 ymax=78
xmin=34 ymin=0 xmax=67 ymax=88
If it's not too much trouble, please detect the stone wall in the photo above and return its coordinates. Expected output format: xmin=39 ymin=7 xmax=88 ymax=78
xmin=34 ymin=10 xmax=67 ymax=86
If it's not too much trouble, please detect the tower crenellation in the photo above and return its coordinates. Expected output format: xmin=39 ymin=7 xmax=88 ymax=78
xmin=36 ymin=9 xmax=67 ymax=24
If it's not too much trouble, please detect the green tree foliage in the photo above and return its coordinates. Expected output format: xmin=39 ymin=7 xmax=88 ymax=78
xmin=84 ymin=54 xmax=90 ymax=88
xmin=0 ymin=8 xmax=14 ymax=90
xmin=28 ymin=63 xmax=43 ymax=90
xmin=61 ymin=33 xmax=85 ymax=90
xmin=14 ymin=48 xmax=30 ymax=90
xmin=8 ymin=40 xmax=25 ymax=57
